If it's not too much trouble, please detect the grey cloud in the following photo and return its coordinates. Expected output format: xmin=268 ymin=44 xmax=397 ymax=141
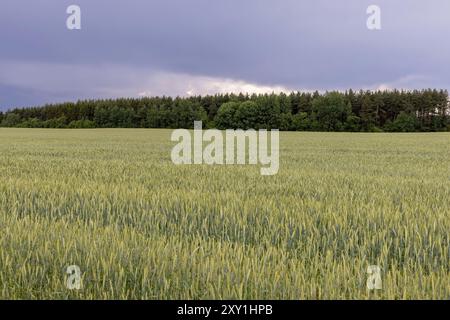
xmin=1 ymin=0 xmax=450 ymax=109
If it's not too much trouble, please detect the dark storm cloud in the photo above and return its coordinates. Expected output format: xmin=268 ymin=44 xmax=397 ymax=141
xmin=1 ymin=0 xmax=450 ymax=109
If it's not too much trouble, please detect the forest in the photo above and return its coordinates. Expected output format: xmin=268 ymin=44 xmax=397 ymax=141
xmin=0 ymin=89 xmax=448 ymax=132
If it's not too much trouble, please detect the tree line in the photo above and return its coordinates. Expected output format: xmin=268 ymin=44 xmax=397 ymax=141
xmin=1 ymin=89 xmax=449 ymax=132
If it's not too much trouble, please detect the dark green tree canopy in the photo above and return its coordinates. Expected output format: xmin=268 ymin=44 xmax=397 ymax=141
xmin=1 ymin=89 xmax=448 ymax=132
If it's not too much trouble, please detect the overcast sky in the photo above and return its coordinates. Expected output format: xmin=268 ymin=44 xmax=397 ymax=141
xmin=1 ymin=0 xmax=449 ymax=110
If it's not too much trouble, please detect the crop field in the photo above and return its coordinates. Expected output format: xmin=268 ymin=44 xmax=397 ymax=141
xmin=0 ymin=128 xmax=449 ymax=299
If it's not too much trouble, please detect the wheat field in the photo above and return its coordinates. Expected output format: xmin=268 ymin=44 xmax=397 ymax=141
xmin=0 ymin=128 xmax=449 ymax=299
